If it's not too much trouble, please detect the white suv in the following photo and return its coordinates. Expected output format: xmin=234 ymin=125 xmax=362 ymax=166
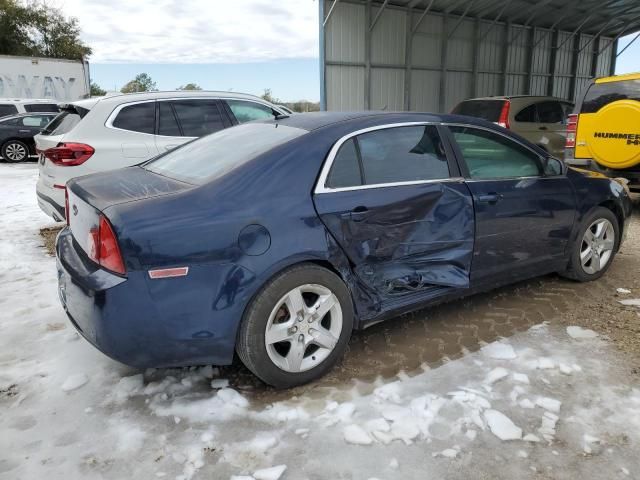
xmin=35 ymin=91 xmax=285 ymax=221
xmin=0 ymin=98 xmax=60 ymax=117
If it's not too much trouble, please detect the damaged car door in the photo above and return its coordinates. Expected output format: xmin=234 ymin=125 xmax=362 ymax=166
xmin=313 ymin=123 xmax=475 ymax=306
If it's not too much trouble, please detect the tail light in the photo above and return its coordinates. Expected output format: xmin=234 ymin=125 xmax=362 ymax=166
xmin=44 ymin=143 xmax=94 ymax=166
xmin=87 ymin=215 xmax=126 ymax=275
xmin=565 ymin=114 xmax=578 ymax=149
xmin=497 ymin=101 xmax=511 ymax=129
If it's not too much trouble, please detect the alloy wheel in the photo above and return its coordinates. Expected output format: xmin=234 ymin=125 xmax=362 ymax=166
xmin=265 ymin=284 xmax=343 ymax=373
xmin=580 ymin=218 xmax=615 ymax=275
xmin=4 ymin=142 xmax=27 ymax=162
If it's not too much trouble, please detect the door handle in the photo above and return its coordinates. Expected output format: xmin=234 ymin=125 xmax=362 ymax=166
xmin=19 ymin=129 xmax=31 ymax=133
xmin=341 ymin=206 xmax=368 ymax=222
xmin=164 ymin=144 xmax=179 ymax=151
xmin=477 ymin=193 xmax=503 ymax=204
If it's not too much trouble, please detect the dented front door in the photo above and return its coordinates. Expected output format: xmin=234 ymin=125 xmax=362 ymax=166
xmin=313 ymin=181 xmax=475 ymax=297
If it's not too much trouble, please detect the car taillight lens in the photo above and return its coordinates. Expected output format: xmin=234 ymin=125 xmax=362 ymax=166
xmin=565 ymin=114 xmax=578 ymax=149
xmin=44 ymin=143 xmax=94 ymax=166
xmin=87 ymin=215 xmax=126 ymax=275
xmin=64 ymin=188 xmax=70 ymax=226
xmin=497 ymin=101 xmax=511 ymax=129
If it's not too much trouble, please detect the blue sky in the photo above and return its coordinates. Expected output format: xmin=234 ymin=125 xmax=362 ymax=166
xmin=59 ymin=0 xmax=638 ymax=102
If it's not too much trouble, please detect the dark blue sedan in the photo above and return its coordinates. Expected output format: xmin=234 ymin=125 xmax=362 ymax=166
xmin=56 ymin=112 xmax=632 ymax=387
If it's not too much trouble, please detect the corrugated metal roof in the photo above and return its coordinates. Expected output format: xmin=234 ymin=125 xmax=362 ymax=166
xmin=387 ymin=0 xmax=640 ymax=37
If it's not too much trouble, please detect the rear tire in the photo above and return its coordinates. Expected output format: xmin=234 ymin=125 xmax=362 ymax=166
xmin=1 ymin=140 xmax=29 ymax=163
xmin=561 ymin=207 xmax=619 ymax=282
xmin=236 ymin=263 xmax=354 ymax=388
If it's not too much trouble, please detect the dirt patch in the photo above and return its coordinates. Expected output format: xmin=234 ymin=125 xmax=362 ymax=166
xmin=40 ymin=226 xmax=62 ymax=256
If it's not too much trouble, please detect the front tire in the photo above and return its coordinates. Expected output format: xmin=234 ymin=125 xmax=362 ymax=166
xmin=1 ymin=140 xmax=29 ymax=163
xmin=561 ymin=207 xmax=619 ymax=282
xmin=236 ymin=264 xmax=354 ymax=388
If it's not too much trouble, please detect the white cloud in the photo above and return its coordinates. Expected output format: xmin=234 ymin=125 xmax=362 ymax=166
xmin=56 ymin=0 xmax=319 ymax=63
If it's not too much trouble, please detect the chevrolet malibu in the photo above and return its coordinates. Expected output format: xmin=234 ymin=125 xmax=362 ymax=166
xmin=56 ymin=112 xmax=632 ymax=388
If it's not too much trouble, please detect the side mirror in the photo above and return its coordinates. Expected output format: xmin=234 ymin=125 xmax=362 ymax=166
xmin=543 ymin=156 xmax=565 ymax=176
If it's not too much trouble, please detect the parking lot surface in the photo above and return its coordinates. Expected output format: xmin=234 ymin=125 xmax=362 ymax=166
xmin=1 ymin=163 xmax=639 ymax=480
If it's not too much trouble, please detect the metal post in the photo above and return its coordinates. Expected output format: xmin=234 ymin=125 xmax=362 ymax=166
xmin=471 ymin=17 xmax=480 ymax=97
xmin=547 ymin=29 xmax=559 ymax=96
xmin=610 ymin=39 xmax=618 ymax=76
xmin=590 ymin=36 xmax=601 ymax=78
xmin=365 ymin=0 xmax=372 ymax=110
xmin=526 ymin=27 xmax=536 ymax=94
xmin=501 ymin=22 xmax=510 ymax=95
xmin=319 ymin=0 xmax=327 ymax=111
xmin=569 ymin=33 xmax=581 ymax=102
xmin=439 ymin=14 xmax=449 ymax=112
xmin=404 ymin=8 xmax=413 ymax=110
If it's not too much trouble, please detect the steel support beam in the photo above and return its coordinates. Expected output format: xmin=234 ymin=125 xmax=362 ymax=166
xmin=319 ymin=0 xmax=327 ymax=111
xmin=365 ymin=0 xmax=372 ymax=109
xmin=404 ymin=8 xmax=413 ymax=110
xmin=439 ymin=14 xmax=449 ymax=112
xmin=478 ymin=0 xmax=513 ymax=43
xmin=447 ymin=0 xmax=477 ymax=40
xmin=412 ymin=0 xmax=436 ymax=34
xmin=471 ymin=17 xmax=480 ymax=97
xmin=547 ymin=29 xmax=559 ymax=97
xmin=526 ymin=27 xmax=536 ymax=94
xmin=369 ymin=0 xmax=389 ymax=31
xmin=617 ymin=31 xmax=640 ymax=58
xmin=555 ymin=14 xmax=595 ymax=50
xmin=609 ymin=39 xmax=618 ymax=76
xmin=590 ymin=36 xmax=601 ymax=78
xmin=322 ymin=0 xmax=340 ymax=27
xmin=569 ymin=33 xmax=581 ymax=102
xmin=501 ymin=22 xmax=510 ymax=95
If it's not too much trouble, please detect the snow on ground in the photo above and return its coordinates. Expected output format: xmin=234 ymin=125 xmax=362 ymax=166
xmin=2 ymin=164 xmax=640 ymax=479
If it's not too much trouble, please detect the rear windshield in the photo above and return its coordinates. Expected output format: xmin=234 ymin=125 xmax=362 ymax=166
xmin=0 ymin=104 xmax=18 ymax=117
xmin=40 ymin=106 xmax=90 ymax=136
xmin=144 ymin=123 xmax=306 ymax=184
xmin=451 ymin=100 xmax=505 ymax=122
xmin=581 ymin=79 xmax=640 ymax=114
xmin=24 ymin=103 xmax=59 ymax=113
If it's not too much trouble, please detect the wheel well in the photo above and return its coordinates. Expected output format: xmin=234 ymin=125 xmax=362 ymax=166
xmin=1 ymin=138 xmax=33 ymax=152
xmin=598 ymin=200 xmax=624 ymax=240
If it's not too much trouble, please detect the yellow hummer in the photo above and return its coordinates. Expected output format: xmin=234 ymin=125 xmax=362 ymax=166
xmin=565 ymin=72 xmax=640 ymax=193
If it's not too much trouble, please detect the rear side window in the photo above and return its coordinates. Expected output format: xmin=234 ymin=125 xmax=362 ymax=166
xmin=0 ymin=104 xmax=18 ymax=117
xmin=144 ymin=123 xmax=306 ymax=184
xmin=327 ymin=125 xmax=450 ymax=188
xmin=450 ymin=126 xmax=541 ymax=179
xmin=171 ymin=100 xmax=225 ymax=137
xmin=536 ymin=101 xmax=564 ymax=123
xmin=24 ymin=103 xmax=59 ymax=113
xmin=158 ymin=102 xmax=181 ymax=136
xmin=514 ymin=104 xmax=536 ymax=122
xmin=451 ymin=100 xmax=504 ymax=122
xmin=112 ymin=102 xmax=155 ymax=134
xmin=581 ymin=79 xmax=640 ymax=114
xmin=226 ymin=100 xmax=275 ymax=123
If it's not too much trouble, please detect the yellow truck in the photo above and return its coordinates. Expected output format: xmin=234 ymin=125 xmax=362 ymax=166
xmin=565 ymin=72 xmax=640 ymax=192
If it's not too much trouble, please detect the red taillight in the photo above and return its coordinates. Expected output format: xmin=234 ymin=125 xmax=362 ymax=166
xmin=44 ymin=143 xmax=94 ymax=166
xmin=497 ymin=101 xmax=511 ymax=129
xmin=64 ymin=188 xmax=70 ymax=225
xmin=565 ymin=113 xmax=578 ymax=149
xmin=87 ymin=215 xmax=126 ymax=275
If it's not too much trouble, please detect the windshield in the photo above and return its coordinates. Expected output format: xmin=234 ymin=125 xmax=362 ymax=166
xmin=452 ymin=100 xmax=505 ymax=122
xmin=144 ymin=122 xmax=306 ymax=184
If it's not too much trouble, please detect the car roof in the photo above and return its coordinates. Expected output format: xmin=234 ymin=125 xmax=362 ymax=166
xmin=0 ymin=98 xmax=59 ymax=104
xmin=459 ymin=95 xmax=567 ymax=102
xmin=596 ymin=72 xmax=640 ymax=84
xmin=0 ymin=112 xmax=57 ymax=119
xmin=88 ymin=90 xmax=277 ymax=107
xmin=262 ymin=111 xmax=492 ymax=131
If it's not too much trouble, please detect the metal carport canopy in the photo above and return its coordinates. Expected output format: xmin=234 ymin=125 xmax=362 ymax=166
xmin=319 ymin=0 xmax=640 ymax=112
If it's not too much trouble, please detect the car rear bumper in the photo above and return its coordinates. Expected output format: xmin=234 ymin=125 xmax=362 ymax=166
xmin=56 ymin=228 xmax=243 ymax=368
xmin=36 ymin=176 xmax=66 ymax=221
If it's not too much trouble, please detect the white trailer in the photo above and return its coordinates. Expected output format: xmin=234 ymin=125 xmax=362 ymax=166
xmin=0 ymin=55 xmax=90 ymax=101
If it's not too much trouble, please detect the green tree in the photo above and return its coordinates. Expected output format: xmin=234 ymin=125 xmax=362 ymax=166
xmin=0 ymin=0 xmax=91 ymax=60
xmin=177 ymin=83 xmax=202 ymax=91
xmin=121 ymin=73 xmax=157 ymax=93
xmin=90 ymin=82 xmax=106 ymax=96
xmin=261 ymin=88 xmax=280 ymax=104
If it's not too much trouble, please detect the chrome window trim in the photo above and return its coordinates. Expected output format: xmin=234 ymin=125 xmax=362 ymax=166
xmin=314 ymin=121 xmax=454 ymax=194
